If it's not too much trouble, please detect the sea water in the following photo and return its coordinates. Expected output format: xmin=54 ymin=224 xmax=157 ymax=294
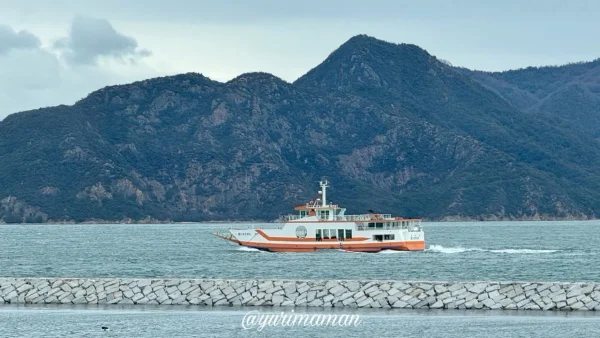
xmin=0 ymin=221 xmax=598 ymax=281
xmin=2 ymin=220 xmax=600 ymax=337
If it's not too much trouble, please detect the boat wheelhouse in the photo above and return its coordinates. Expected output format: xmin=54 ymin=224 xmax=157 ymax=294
xmin=214 ymin=178 xmax=424 ymax=252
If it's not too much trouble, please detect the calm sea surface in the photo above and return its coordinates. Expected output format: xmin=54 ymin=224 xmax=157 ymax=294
xmin=0 ymin=221 xmax=598 ymax=281
xmin=1 ymin=304 xmax=600 ymax=338
xmin=2 ymin=220 xmax=600 ymax=337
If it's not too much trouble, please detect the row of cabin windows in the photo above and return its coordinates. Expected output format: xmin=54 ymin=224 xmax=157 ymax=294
xmin=367 ymin=222 xmax=411 ymax=229
xmin=373 ymin=234 xmax=395 ymax=241
xmin=315 ymin=229 xmax=352 ymax=241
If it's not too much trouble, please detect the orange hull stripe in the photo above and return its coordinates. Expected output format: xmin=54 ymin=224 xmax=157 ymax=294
xmin=255 ymin=229 xmax=368 ymax=242
xmin=239 ymin=240 xmax=425 ymax=251
xmin=215 ymin=233 xmax=425 ymax=252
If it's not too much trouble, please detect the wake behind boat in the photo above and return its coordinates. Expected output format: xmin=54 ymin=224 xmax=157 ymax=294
xmin=214 ymin=178 xmax=424 ymax=252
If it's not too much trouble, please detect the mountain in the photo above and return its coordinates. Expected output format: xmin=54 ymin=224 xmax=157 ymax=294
xmin=2 ymin=34 xmax=600 ymax=223
xmin=458 ymin=59 xmax=600 ymax=139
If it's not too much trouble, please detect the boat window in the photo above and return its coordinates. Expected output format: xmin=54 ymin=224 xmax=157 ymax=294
xmin=373 ymin=235 xmax=383 ymax=241
xmin=375 ymin=222 xmax=384 ymax=229
xmin=337 ymin=229 xmax=344 ymax=240
xmin=316 ymin=229 xmax=322 ymax=241
xmin=345 ymin=229 xmax=352 ymax=239
xmin=368 ymin=222 xmax=375 ymax=229
xmin=330 ymin=230 xmax=337 ymax=239
xmin=384 ymin=234 xmax=395 ymax=240
xmin=323 ymin=229 xmax=329 ymax=239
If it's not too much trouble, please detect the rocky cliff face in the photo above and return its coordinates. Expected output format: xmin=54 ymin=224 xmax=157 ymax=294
xmin=1 ymin=35 xmax=600 ymax=222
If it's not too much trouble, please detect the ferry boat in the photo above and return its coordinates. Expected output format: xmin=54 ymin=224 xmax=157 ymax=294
xmin=214 ymin=179 xmax=424 ymax=252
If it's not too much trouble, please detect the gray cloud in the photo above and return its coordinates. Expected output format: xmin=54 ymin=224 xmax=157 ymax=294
xmin=0 ymin=18 xmax=155 ymax=120
xmin=0 ymin=25 xmax=41 ymax=54
xmin=55 ymin=16 xmax=150 ymax=65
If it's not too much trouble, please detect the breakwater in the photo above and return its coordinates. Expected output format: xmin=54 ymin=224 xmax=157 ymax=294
xmin=1 ymin=278 xmax=599 ymax=311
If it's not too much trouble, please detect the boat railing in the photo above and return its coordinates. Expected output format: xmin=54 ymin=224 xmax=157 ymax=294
xmin=340 ymin=214 xmax=393 ymax=221
xmin=356 ymin=220 xmax=422 ymax=231
xmin=228 ymin=224 xmax=283 ymax=230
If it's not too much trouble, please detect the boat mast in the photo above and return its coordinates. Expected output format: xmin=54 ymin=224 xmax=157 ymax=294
xmin=319 ymin=178 xmax=329 ymax=206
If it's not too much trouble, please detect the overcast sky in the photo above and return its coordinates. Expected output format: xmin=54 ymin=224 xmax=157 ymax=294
xmin=0 ymin=0 xmax=598 ymax=120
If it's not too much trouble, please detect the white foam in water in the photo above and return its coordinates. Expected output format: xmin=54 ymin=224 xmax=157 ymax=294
xmin=489 ymin=249 xmax=559 ymax=254
xmin=378 ymin=249 xmax=409 ymax=254
xmin=236 ymin=247 xmax=262 ymax=252
xmin=427 ymin=245 xmax=558 ymax=254
xmin=427 ymin=245 xmax=481 ymax=253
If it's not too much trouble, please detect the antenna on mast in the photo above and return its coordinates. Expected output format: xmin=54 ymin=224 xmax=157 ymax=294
xmin=319 ymin=177 xmax=329 ymax=206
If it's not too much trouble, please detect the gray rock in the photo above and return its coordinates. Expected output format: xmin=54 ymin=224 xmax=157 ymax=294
xmin=346 ymin=282 xmax=360 ymax=292
xmin=173 ymin=295 xmax=188 ymax=305
xmin=74 ymin=289 xmax=86 ymax=298
xmin=482 ymin=298 xmax=496 ymax=308
xmin=434 ymin=285 xmax=447 ymax=294
xmin=513 ymin=295 xmax=526 ymax=303
xmin=357 ymin=298 xmax=373 ymax=307
xmin=105 ymin=286 xmax=119 ymax=294
xmin=390 ymin=300 xmax=408 ymax=308
xmin=295 ymin=298 xmax=307 ymax=306
xmin=499 ymin=298 xmax=514 ymax=307
xmin=272 ymin=295 xmax=284 ymax=305
xmin=342 ymin=297 xmax=356 ymax=306
xmin=364 ymin=285 xmax=379 ymax=296
xmin=60 ymin=295 xmax=74 ymax=304
xmin=391 ymin=282 xmax=410 ymax=291
xmin=308 ymin=299 xmax=324 ymax=307
xmin=258 ymin=281 xmax=273 ymax=290
xmin=437 ymin=292 xmax=451 ymax=300
xmin=465 ymin=293 xmax=478 ymax=301
xmin=567 ymin=288 xmax=581 ymax=298
xmin=338 ymin=291 xmax=355 ymax=301
xmin=485 ymin=284 xmax=500 ymax=292
xmin=177 ymin=281 xmax=192 ymax=291
xmin=137 ymin=279 xmax=151 ymax=288
xmin=132 ymin=293 xmax=144 ymax=302
xmin=323 ymin=294 xmax=335 ymax=303
xmin=157 ymin=294 xmax=170 ymax=304
xmin=165 ymin=280 xmax=180 ymax=287
xmin=329 ymin=285 xmax=346 ymax=295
